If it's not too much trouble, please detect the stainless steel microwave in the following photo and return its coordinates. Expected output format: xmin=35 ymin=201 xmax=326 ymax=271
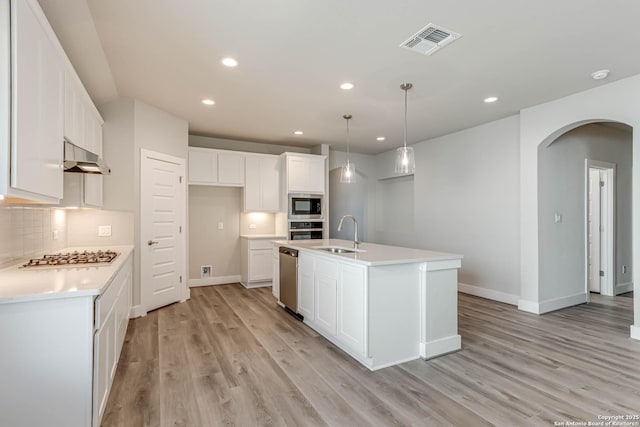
xmin=289 ymin=194 xmax=323 ymax=219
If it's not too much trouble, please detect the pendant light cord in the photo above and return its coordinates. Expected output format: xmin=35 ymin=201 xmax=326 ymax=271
xmin=346 ymin=117 xmax=350 ymax=158
xmin=403 ymin=87 xmax=408 ymax=149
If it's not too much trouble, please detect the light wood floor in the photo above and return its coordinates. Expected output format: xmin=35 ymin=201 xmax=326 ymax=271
xmin=102 ymin=285 xmax=640 ymax=427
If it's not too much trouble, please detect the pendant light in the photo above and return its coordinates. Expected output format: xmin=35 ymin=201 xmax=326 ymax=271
xmin=340 ymin=114 xmax=356 ymax=183
xmin=394 ymin=83 xmax=415 ymax=174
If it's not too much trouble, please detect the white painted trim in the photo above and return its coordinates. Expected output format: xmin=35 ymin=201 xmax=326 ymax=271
xmin=188 ymin=275 xmax=241 ymax=287
xmin=616 ymin=282 xmax=633 ymax=294
xmin=240 ymin=280 xmax=272 ymax=289
xmin=420 ymin=334 xmax=461 ymax=359
xmin=539 ymin=292 xmax=587 ymax=314
xmin=130 ymin=305 xmax=147 ymax=318
xmin=517 ymin=299 xmax=540 ymax=314
xmin=458 ymin=283 xmax=518 ymax=306
xmin=370 ymin=355 xmax=420 ymax=371
xmin=631 ymin=325 xmax=640 ymax=341
xmin=421 ymin=259 xmax=462 ymax=272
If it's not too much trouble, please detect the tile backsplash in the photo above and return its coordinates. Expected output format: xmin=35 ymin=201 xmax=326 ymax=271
xmin=0 ymin=206 xmax=68 ymax=269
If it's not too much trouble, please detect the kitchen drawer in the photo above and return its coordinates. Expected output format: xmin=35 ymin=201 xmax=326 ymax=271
xmin=94 ymin=256 xmax=132 ymax=330
xmin=249 ymin=239 xmax=275 ymax=250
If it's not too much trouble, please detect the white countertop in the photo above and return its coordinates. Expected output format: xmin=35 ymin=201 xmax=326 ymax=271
xmin=273 ymin=239 xmax=463 ymax=266
xmin=0 ymin=245 xmax=134 ymax=305
xmin=240 ymin=234 xmax=287 ymax=240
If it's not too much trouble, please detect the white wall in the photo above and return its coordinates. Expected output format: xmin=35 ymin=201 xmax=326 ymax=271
xmin=519 ymin=74 xmax=640 ymax=328
xmin=538 ymin=124 xmax=632 ymax=302
xmin=189 ymin=135 xmax=309 ymax=154
xmin=330 ymin=116 xmax=521 ymax=304
xmin=66 ymin=209 xmax=134 ymax=247
xmin=328 ymin=151 xmax=377 ymax=241
xmin=389 ymin=116 xmax=521 ymax=302
xmin=100 ymin=98 xmax=189 ymax=310
xmin=187 ymin=185 xmax=276 ymax=282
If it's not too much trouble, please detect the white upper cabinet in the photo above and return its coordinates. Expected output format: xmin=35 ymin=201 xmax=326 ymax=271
xmin=188 ymin=147 xmax=245 ymax=186
xmin=0 ymin=0 xmax=103 ymax=203
xmin=65 ymin=68 xmax=104 ymax=156
xmin=218 ymin=151 xmax=245 ymax=186
xmin=283 ymin=153 xmax=326 ymax=195
xmin=2 ymin=0 xmax=64 ymax=202
xmin=244 ymin=154 xmax=280 ymax=212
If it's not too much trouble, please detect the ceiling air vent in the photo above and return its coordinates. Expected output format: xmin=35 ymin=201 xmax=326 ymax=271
xmin=399 ymin=23 xmax=461 ymax=56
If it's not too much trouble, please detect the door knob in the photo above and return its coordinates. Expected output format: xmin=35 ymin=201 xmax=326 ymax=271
xmin=148 ymin=240 xmax=159 ymax=246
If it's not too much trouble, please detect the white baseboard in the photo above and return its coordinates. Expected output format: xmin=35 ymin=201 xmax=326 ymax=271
xmin=517 ymin=299 xmax=540 ymax=314
xmin=539 ymin=292 xmax=588 ymax=313
xmin=458 ymin=282 xmax=518 ymax=306
xmin=130 ymin=304 xmax=147 ymax=318
xmin=631 ymin=325 xmax=640 ymax=341
xmin=616 ymin=282 xmax=633 ymax=294
xmin=420 ymin=334 xmax=461 ymax=359
xmin=518 ymin=292 xmax=588 ymax=315
xmin=240 ymin=280 xmax=272 ymax=289
xmin=188 ymin=275 xmax=241 ymax=287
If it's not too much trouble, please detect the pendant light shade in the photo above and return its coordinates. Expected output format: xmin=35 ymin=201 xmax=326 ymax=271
xmin=394 ymin=83 xmax=416 ymax=174
xmin=340 ymin=114 xmax=356 ymax=183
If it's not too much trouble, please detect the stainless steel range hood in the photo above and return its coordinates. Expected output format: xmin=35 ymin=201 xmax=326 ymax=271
xmin=63 ymin=141 xmax=111 ymax=174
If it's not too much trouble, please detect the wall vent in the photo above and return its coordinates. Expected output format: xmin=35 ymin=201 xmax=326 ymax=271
xmin=399 ymin=23 xmax=461 ymax=56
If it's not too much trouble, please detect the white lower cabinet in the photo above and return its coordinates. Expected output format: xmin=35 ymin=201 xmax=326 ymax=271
xmin=241 ymin=238 xmax=281 ymax=287
xmin=336 ymin=263 xmax=366 ymax=355
xmin=272 ymin=246 xmax=280 ymax=299
xmin=299 ymin=252 xmax=367 ymax=357
xmin=314 ymin=258 xmax=338 ymax=336
xmin=93 ymin=254 xmax=132 ymax=427
xmin=297 ymin=252 xmax=315 ymax=321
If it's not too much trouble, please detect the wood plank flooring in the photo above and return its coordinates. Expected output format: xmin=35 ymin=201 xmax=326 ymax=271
xmin=102 ymin=285 xmax=640 ymax=427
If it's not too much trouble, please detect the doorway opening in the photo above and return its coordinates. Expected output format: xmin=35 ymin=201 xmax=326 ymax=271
xmin=586 ymin=160 xmax=615 ymax=298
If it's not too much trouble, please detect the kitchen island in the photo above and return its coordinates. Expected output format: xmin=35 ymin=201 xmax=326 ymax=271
xmin=273 ymin=239 xmax=463 ymax=370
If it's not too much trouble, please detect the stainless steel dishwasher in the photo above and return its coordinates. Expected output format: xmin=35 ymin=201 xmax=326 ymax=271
xmin=279 ymin=246 xmax=302 ymax=319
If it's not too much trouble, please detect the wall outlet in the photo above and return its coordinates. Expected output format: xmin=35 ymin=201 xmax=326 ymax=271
xmin=98 ymin=225 xmax=112 ymax=237
xmin=51 ymin=230 xmax=59 ymax=240
xmin=201 ymin=265 xmax=212 ymax=279
xmin=554 ymin=213 xmax=562 ymax=224
xmin=249 ymin=223 xmax=257 ymax=229
xmin=622 ymin=265 xmax=627 ymax=274
xmin=217 ymin=221 xmax=224 ymax=230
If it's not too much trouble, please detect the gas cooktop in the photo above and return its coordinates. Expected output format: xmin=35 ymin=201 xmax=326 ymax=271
xmin=21 ymin=250 xmax=119 ymax=268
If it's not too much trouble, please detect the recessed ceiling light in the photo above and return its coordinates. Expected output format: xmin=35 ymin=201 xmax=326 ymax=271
xmin=221 ymin=57 xmax=238 ymax=67
xmin=294 ymin=131 xmax=303 ymax=135
xmin=202 ymin=99 xmax=215 ymax=105
xmin=591 ymin=69 xmax=610 ymax=80
xmin=376 ymin=136 xmax=385 ymax=141
xmin=484 ymin=96 xmax=498 ymax=103
xmin=340 ymin=82 xmax=355 ymax=90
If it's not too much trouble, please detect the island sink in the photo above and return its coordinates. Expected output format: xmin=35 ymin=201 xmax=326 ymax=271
xmin=312 ymin=245 xmax=366 ymax=254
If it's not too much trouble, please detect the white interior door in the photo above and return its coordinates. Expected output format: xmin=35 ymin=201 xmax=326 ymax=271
xmin=141 ymin=149 xmax=187 ymax=312
xmin=588 ymin=168 xmax=601 ymax=293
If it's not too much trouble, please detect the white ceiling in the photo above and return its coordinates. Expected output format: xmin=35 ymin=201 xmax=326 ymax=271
xmin=39 ymin=0 xmax=640 ymax=154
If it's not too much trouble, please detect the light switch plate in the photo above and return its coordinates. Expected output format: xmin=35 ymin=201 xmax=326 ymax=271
xmin=249 ymin=223 xmax=257 ymax=229
xmin=98 ymin=225 xmax=112 ymax=237
xmin=217 ymin=222 xmax=224 ymax=230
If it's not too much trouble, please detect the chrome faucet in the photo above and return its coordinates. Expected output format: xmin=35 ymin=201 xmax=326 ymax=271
xmin=337 ymin=215 xmax=359 ymax=249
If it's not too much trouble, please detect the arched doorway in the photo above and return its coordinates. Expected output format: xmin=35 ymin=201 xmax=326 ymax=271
xmin=537 ymin=122 xmax=632 ymax=307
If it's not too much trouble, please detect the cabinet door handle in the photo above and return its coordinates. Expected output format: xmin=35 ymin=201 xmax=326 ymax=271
xmin=147 ymin=240 xmax=159 ymax=246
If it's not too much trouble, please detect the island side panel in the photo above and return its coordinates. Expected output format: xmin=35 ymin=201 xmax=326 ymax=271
xmin=368 ymin=263 xmax=421 ymax=370
xmin=420 ymin=261 xmax=462 ymax=359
